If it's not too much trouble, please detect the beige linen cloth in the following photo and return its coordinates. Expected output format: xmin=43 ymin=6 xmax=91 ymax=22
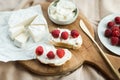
xmin=0 ymin=0 xmax=119 ymax=80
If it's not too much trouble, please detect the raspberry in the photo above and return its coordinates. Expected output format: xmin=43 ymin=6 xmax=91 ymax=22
xmin=111 ymin=37 xmax=119 ymax=45
xmin=61 ymin=31 xmax=69 ymax=40
xmin=35 ymin=46 xmax=44 ymax=56
xmin=118 ymin=38 xmax=120 ymax=46
xmin=117 ymin=39 xmax=120 ymax=46
xmin=112 ymin=30 xmax=120 ymax=37
xmin=111 ymin=26 xmax=119 ymax=32
xmin=71 ymin=30 xmax=79 ymax=38
xmin=51 ymin=29 xmax=60 ymax=38
xmin=107 ymin=21 xmax=115 ymax=28
xmin=119 ymin=26 xmax=120 ymax=29
xmin=115 ymin=16 xmax=120 ymax=24
xmin=104 ymin=29 xmax=112 ymax=37
xmin=56 ymin=49 xmax=65 ymax=58
xmin=47 ymin=51 xmax=55 ymax=59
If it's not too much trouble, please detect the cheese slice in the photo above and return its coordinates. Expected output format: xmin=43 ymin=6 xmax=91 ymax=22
xmin=8 ymin=9 xmax=38 ymax=28
xmin=9 ymin=25 xmax=25 ymax=40
xmin=14 ymin=32 xmax=29 ymax=48
xmin=31 ymin=15 xmax=46 ymax=25
xmin=28 ymin=25 xmax=47 ymax=42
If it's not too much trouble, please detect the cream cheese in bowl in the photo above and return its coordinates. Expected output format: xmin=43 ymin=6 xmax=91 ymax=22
xmin=48 ymin=0 xmax=79 ymax=25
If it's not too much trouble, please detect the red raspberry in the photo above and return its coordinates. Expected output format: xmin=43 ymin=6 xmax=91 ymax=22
xmin=47 ymin=51 xmax=55 ymax=59
xmin=119 ymin=26 xmax=120 ymax=29
xmin=111 ymin=26 xmax=119 ymax=32
xmin=104 ymin=29 xmax=112 ymax=37
xmin=117 ymin=39 xmax=120 ymax=46
xmin=51 ymin=29 xmax=60 ymax=38
xmin=71 ymin=30 xmax=79 ymax=38
xmin=61 ymin=31 xmax=69 ymax=40
xmin=111 ymin=37 xmax=119 ymax=45
xmin=107 ymin=21 xmax=115 ymax=28
xmin=112 ymin=30 xmax=120 ymax=37
xmin=56 ymin=49 xmax=65 ymax=58
xmin=35 ymin=46 xmax=44 ymax=56
xmin=115 ymin=16 xmax=120 ymax=24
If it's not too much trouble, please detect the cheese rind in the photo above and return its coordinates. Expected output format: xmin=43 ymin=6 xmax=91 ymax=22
xmin=9 ymin=25 xmax=25 ymax=40
xmin=8 ymin=9 xmax=38 ymax=28
xmin=14 ymin=32 xmax=29 ymax=48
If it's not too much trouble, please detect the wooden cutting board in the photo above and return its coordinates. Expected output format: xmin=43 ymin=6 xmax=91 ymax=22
xmin=18 ymin=2 xmax=120 ymax=80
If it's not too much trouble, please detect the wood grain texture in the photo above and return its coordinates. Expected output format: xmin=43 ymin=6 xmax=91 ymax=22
xmin=18 ymin=2 xmax=120 ymax=80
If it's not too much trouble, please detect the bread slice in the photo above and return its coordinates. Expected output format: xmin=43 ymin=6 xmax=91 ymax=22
xmin=50 ymin=41 xmax=81 ymax=49
xmin=50 ymin=28 xmax=83 ymax=49
xmin=35 ymin=44 xmax=72 ymax=66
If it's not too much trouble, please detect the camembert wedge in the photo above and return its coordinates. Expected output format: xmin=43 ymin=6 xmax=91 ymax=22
xmin=8 ymin=25 xmax=25 ymax=40
xmin=28 ymin=25 xmax=47 ymax=42
xmin=31 ymin=15 xmax=46 ymax=25
xmin=14 ymin=32 xmax=29 ymax=48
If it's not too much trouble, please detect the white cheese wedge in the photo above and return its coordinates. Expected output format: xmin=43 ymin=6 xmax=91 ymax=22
xmin=28 ymin=25 xmax=48 ymax=42
xmin=8 ymin=9 xmax=38 ymax=28
xmin=31 ymin=15 xmax=46 ymax=25
xmin=9 ymin=25 xmax=25 ymax=40
xmin=14 ymin=32 xmax=29 ymax=48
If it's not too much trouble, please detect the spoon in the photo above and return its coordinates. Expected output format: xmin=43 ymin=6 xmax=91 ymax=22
xmin=79 ymin=20 xmax=120 ymax=80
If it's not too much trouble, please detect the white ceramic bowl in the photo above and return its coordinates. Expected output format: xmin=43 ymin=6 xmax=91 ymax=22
xmin=48 ymin=0 xmax=79 ymax=25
